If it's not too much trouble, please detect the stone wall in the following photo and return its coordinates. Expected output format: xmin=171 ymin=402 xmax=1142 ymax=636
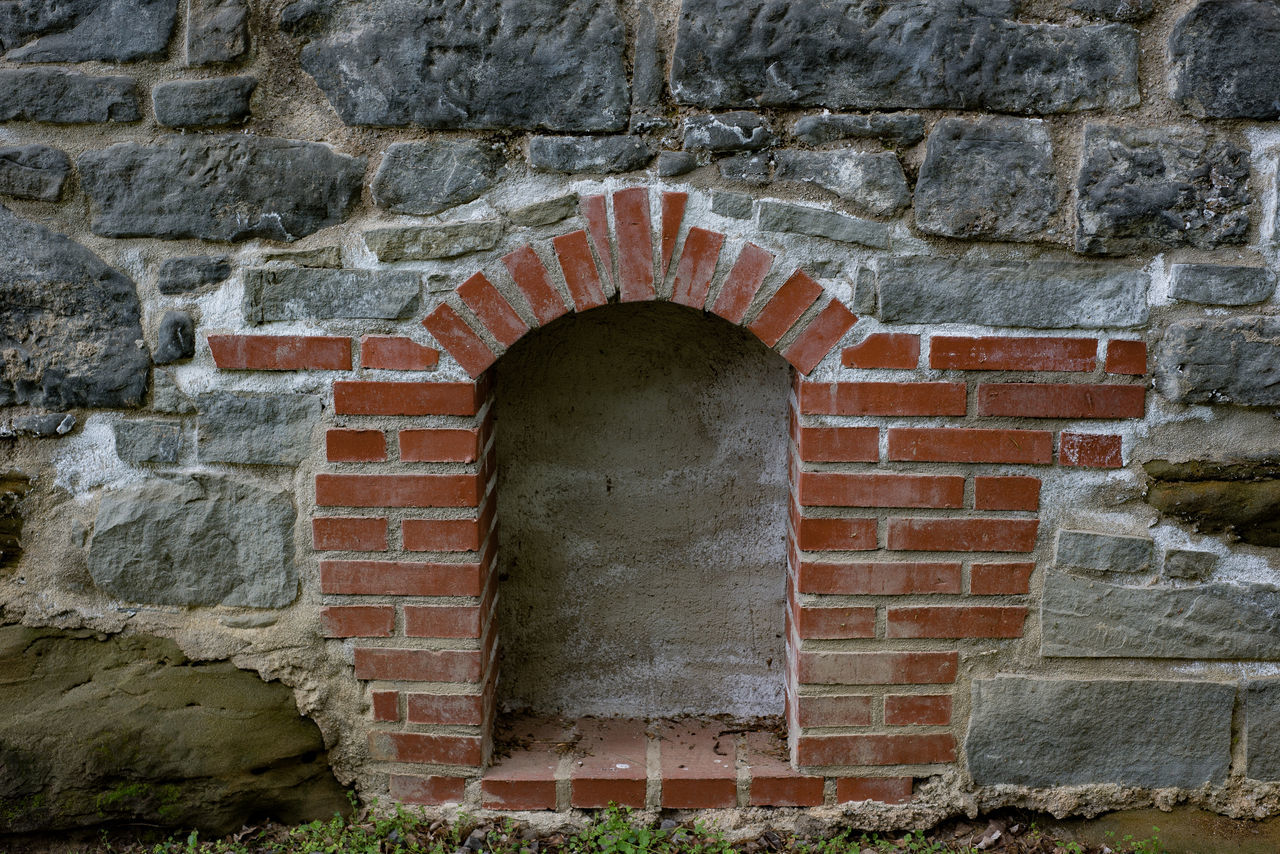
xmin=4 ymin=0 xmax=1280 ymax=829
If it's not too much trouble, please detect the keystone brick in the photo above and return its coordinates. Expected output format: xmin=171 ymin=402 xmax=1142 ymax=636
xmin=795 ymin=606 xmax=876 ymax=639
xmin=372 ymin=690 xmax=399 ymax=722
xmin=208 ymin=334 xmax=351 ymax=370
xmin=580 ymin=194 xmax=614 ymax=289
xmin=798 ymin=382 xmax=966 ymax=416
xmin=334 ymin=380 xmax=480 ymax=416
xmin=798 ymin=651 xmax=958 ymax=685
xmin=370 ymin=731 xmax=482 ymax=766
xmin=749 ymin=270 xmax=824 ymax=347
xmin=423 ymin=303 xmax=497 ymax=377
xmin=797 ymin=561 xmax=962 ymax=595
xmin=315 ymin=474 xmax=480 ymax=508
xmin=783 ymin=299 xmax=859 ymax=375
xmin=970 ymin=563 xmax=1035 ymax=595
xmin=326 ymin=429 xmax=386 ymax=462
xmin=400 ymin=428 xmax=481 ymax=463
xmin=796 ymin=426 xmax=879 ymax=462
xmin=390 ymin=775 xmax=466 ymax=805
xmin=661 ymin=190 xmax=688 ymax=278
xmin=843 ymin=333 xmax=920 ymax=369
xmin=929 ymin=335 xmax=1097 ymax=371
xmin=710 ymin=242 xmax=774 ymax=324
xmin=503 ymin=245 xmax=568 ymax=325
xmin=836 ymin=777 xmax=914 ymax=804
xmin=885 ymin=694 xmax=953 ymax=726
xmin=319 ymin=560 xmax=483 ymax=596
xmin=977 ymin=383 xmax=1145 ymax=419
xmin=1105 ymin=339 xmax=1147 ymax=375
xmin=403 ymin=518 xmax=484 ymax=552
xmin=887 ymin=428 xmax=1052 ymax=464
xmin=794 ymin=517 xmax=878 ymax=551
xmin=456 ymin=271 xmax=530 ymax=347
xmin=552 ymin=231 xmax=608 ymax=311
xmin=798 ymin=473 xmax=964 ymax=509
xmin=796 ymin=733 xmax=956 ymax=767
xmin=887 ymin=518 xmax=1039 ymax=553
xmin=407 ymin=693 xmax=485 ymax=726
xmin=670 ymin=227 xmax=725 ymax=309
xmin=614 ymin=187 xmax=655 ymax=302
xmin=973 ymin=476 xmax=1041 ymax=511
xmin=321 ymin=605 xmax=395 ymax=637
xmin=361 ymin=335 xmax=439 ymax=370
xmin=355 ymin=648 xmax=480 ymax=682
xmin=1059 ymin=432 xmax=1123 ymax=468
xmin=794 ymin=695 xmax=874 ymax=728
xmin=404 ymin=605 xmax=483 ymax=639
xmin=312 ymin=516 xmax=388 ymax=551
xmin=886 ymin=606 xmax=1027 ymax=638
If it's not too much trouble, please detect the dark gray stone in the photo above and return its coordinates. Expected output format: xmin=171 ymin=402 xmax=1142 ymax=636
xmin=113 ymin=420 xmax=182 ymax=464
xmin=153 ymin=311 xmax=195 ymax=365
xmin=719 ymin=152 xmax=770 ymax=185
xmin=792 ymin=113 xmax=925 ymax=147
xmin=186 ymin=0 xmax=249 ymax=65
xmin=878 ymin=257 xmax=1147 ymax=328
xmin=1169 ymin=264 xmax=1275 ymax=306
xmin=1170 ymin=0 xmax=1280 ymax=120
xmin=196 ymin=393 xmax=320 ymax=466
xmin=773 ymin=150 xmax=910 ymax=217
xmin=156 ymin=255 xmax=231 ymax=294
xmin=153 ymin=76 xmax=256 ymax=128
xmin=966 ymin=676 xmax=1233 ymax=787
xmin=759 ymin=201 xmax=889 ymax=249
xmin=152 ymin=369 xmax=194 ymax=414
xmin=507 ymin=194 xmax=577 ymax=227
xmin=655 ymin=151 xmax=697 ymax=177
xmin=1076 ymin=124 xmax=1250 ymax=256
xmin=0 ymin=145 xmax=69 ymax=201
xmin=683 ymin=112 xmax=774 ymax=152
xmin=1 ymin=0 xmax=176 ymax=62
xmin=0 ymin=70 xmax=139 ymax=123
xmin=1156 ymin=316 xmax=1280 ymax=407
xmin=89 ymin=474 xmax=297 ymax=606
xmin=0 ymin=413 xmax=75 ymax=438
xmin=1055 ymin=529 xmax=1153 ymax=574
xmin=79 ymin=136 xmax=364 ymax=242
xmin=711 ymin=191 xmax=753 ymax=220
xmin=293 ymin=0 xmax=628 ymax=131
xmin=1164 ymin=549 xmax=1217 ymax=581
xmin=371 ymin=141 xmax=501 ymax=215
xmin=1146 ymin=459 xmax=1280 ymax=548
xmin=528 ymin=136 xmax=650 ymax=174
xmin=0 ymin=204 xmax=149 ymax=410
xmin=1247 ymin=680 xmax=1280 ymax=781
xmin=1070 ymin=0 xmax=1153 ymax=21
xmin=670 ymin=0 xmax=1139 ymax=114
xmin=243 ymin=268 xmax=421 ymax=323
xmin=914 ymin=117 xmax=1056 ymax=241
xmin=1042 ymin=569 xmax=1280 ymax=659
xmin=632 ymin=3 xmax=661 ymax=108
xmin=364 ymin=223 xmax=503 ymax=262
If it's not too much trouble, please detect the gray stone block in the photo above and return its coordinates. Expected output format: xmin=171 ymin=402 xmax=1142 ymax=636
xmin=759 ymin=201 xmax=889 ymax=249
xmin=153 ymin=311 xmax=195 ymax=364
xmin=1164 ymin=549 xmax=1217 ymax=581
xmin=632 ymin=4 xmax=662 ymax=108
xmin=153 ymin=76 xmax=256 ymax=128
xmin=1070 ymin=0 xmax=1153 ymax=21
xmin=656 ymin=151 xmax=697 ymax=177
xmin=1247 ymin=680 xmax=1280 ymax=781
xmin=877 ymin=257 xmax=1147 ymax=328
xmin=792 ymin=113 xmax=925 ymax=147
xmin=528 ymin=136 xmax=650 ymax=174
xmin=114 ymin=420 xmax=182 ymax=464
xmin=1170 ymin=0 xmax=1280 ymax=120
xmin=508 ymin=194 xmax=577 ymax=227
xmin=152 ymin=369 xmax=195 ymax=414
xmin=0 ymin=69 xmax=139 ymax=124
xmin=363 ymin=223 xmax=503 ymax=262
xmin=371 ymin=141 xmax=501 ymax=215
xmin=719 ymin=152 xmax=770 ymax=185
xmin=243 ymin=268 xmax=421 ymax=323
xmin=1 ymin=0 xmax=176 ymax=62
xmin=711 ymin=191 xmax=752 ymax=220
xmin=196 ymin=392 xmax=320 ymax=466
xmin=1 ymin=413 xmax=75 ymax=438
xmin=156 ymin=255 xmax=231 ymax=294
xmin=773 ymin=149 xmax=910 ymax=217
xmin=1156 ymin=316 xmax=1280 ymax=407
xmin=1076 ymin=124 xmax=1250 ymax=256
xmin=0 ymin=145 xmax=69 ymax=201
xmin=1055 ymin=529 xmax=1153 ymax=574
xmin=966 ymin=676 xmax=1233 ymax=787
xmin=79 ymin=136 xmax=364 ymax=242
xmin=683 ymin=112 xmax=774 ymax=152
xmin=1169 ymin=264 xmax=1275 ymax=306
xmin=186 ymin=0 xmax=248 ymax=65
xmin=914 ymin=117 xmax=1057 ymax=241
xmin=88 ymin=474 xmax=297 ymax=606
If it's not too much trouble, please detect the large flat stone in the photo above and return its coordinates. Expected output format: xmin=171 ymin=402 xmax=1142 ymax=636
xmin=364 ymin=222 xmax=503 ymax=262
xmin=670 ymin=0 xmax=1138 ymax=114
xmin=1156 ymin=316 xmax=1280 ymax=408
xmin=152 ymin=76 xmax=255 ymax=128
xmin=772 ymin=150 xmax=910 ymax=217
xmin=1 ymin=0 xmax=176 ymax=62
xmin=0 ymin=69 xmax=139 ymax=123
xmin=243 ymin=268 xmax=421 ymax=322
xmin=1246 ymin=680 xmax=1280 ymax=781
xmin=1145 ymin=459 xmax=1280 ymax=548
xmin=113 ymin=420 xmax=182 ymax=464
xmin=371 ymin=140 xmax=501 ymax=215
xmin=79 ymin=136 xmax=364 ymax=242
xmin=1169 ymin=264 xmax=1275 ymax=306
xmin=758 ymin=201 xmax=889 ymax=249
xmin=196 ymin=393 xmax=320 ymax=466
xmin=792 ymin=113 xmax=925 ymax=146
xmin=291 ymin=0 xmax=628 ymax=130
xmin=528 ymin=135 xmax=650 ymax=174
xmin=966 ymin=676 xmax=1234 ymax=787
xmin=1055 ymin=529 xmax=1153 ymax=574
xmin=1170 ymin=0 xmax=1280 ymax=119
xmin=186 ymin=0 xmax=248 ymax=65
xmin=0 ymin=145 xmax=69 ymax=201
xmin=156 ymin=255 xmax=230 ymax=294
xmin=89 ymin=475 xmax=297 ymax=607
xmin=682 ymin=112 xmax=775 ymax=152
xmin=878 ymin=257 xmax=1147 ymax=328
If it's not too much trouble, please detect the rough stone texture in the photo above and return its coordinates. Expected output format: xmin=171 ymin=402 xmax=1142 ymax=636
xmin=0 ymin=145 xmax=69 ymax=201
xmin=793 ymin=113 xmax=925 ymax=146
xmin=196 ymin=393 xmax=320 ymax=466
xmin=114 ymin=420 xmax=182 ymax=464
xmin=1 ymin=413 xmax=75 ymax=438
xmin=711 ymin=191 xmax=752 ymax=219
xmin=656 ymin=151 xmax=696 ymax=177
xmin=0 ymin=205 xmax=149 ymax=410
xmin=186 ymin=0 xmax=248 ymax=65
xmin=528 ymin=136 xmax=650 ymax=174
xmin=153 ymin=76 xmax=256 ymax=128
xmin=1246 ymin=680 xmax=1280 ymax=781
xmin=156 ymin=256 xmax=231 ymax=295
xmin=293 ymin=0 xmax=629 ymax=131
xmin=1042 ymin=570 xmax=1280 ymax=659
xmin=1070 ymin=0 xmax=1153 ymax=21
xmin=1156 ymin=316 xmax=1280 ymax=408
xmin=507 ymin=194 xmax=577 ymax=227
xmin=363 ymin=223 xmax=503 ymax=262
xmin=0 ymin=472 xmax=30 ymax=569
xmin=670 ymin=0 xmax=1139 ymax=114
xmin=243 ymin=268 xmax=421 ymax=322
xmin=0 ymin=0 xmax=177 ymax=62
xmin=719 ymin=152 xmax=770 ymax=185
xmin=877 ymin=257 xmax=1148 ymax=328
xmin=1169 ymin=264 xmax=1275 ymax=306
xmin=966 ymin=676 xmax=1234 ymax=787
xmin=773 ymin=150 xmax=910 ymax=217
xmin=1076 ymin=124 xmax=1250 ymax=256
xmin=1170 ymin=0 xmax=1280 ymax=119
xmin=152 ymin=369 xmax=195 ymax=414
xmin=1164 ymin=549 xmax=1217 ymax=580
xmin=1055 ymin=529 xmax=1153 ymax=574
xmin=264 ymin=246 xmax=341 ymax=268
xmin=758 ymin=200 xmax=889 ymax=249
xmin=371 ymin=141 xmax=501 ymax=215
xmin=0 ymin=625 xmax=346 ymax=833
xmin=88 ymin=475 xmax=297 ymax=607
xmin=0 ymin=70 xmax=139 ymax=123
xmin=1145 ymin=458 xmax=1280 ymax=547
xmin=914 ymin=117 xmax=1057 ymax=241
xmin=79 ymin=136 xmax=364 ymax=242
xmin=153 ymin=311 xmax=195 ymax=365
xmin=683 ymin=112 xmax=774 ymax=152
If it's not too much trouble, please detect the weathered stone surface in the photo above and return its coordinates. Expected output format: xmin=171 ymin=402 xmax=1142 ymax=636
xmin=0 ymin=473 xmax=28 ymax=568
xmin=152 ymin=369 xmax=194 ymax=414
xmin=528 ymin=136 xmax=650 ymax=174
xmin=0 ymin=145 xmax=69 ymax=201
xmin=507 ymin=194 xmax=577 ymax=227
xmin=719 ymin=152 xmax=770 ymax=184
xmin=967 ymin=676 xmax=1234 ymax=787
xmin=670 ymin=0 xmax=1138 ymax=114
xmin=153 ymin=76 xmax=255 ymax=128
xmin=1170 ymin=0 xmax=1280 ymax=119
xmin=1070 ymin=0 xmax=1152 ymax=20
xmin=0 ymin=205 xmax=149 ymax=410
xmin=196 ymin=393 xmax=319 ymax=466
xmin=79 ymin=136 xmax=364 ymax=242
xmin=0 ymin=0 xmax=176 ymax=62
xmin=264 ymin=246 xmax=341 ymax=268
xmin=878 ymin=257 xmax=1147 ymax=328
xmin=1 ymin=413 xmax=75 ymax=438
xmin=243 ymin=268 xmax=421 ymax=322
xmin=156 ymin=255 xmax=230 ymax=295
xmin=292 ymin=0 xmax=628 ymax=131
xmin=712 ymin=191 xmax=752 ymax=220
xmin=914 ymin=117 xmax=1056 ymax=241
xmin=371 ymin=141 xmax=501 ymax=215
xmin=364 ymin=222 xmax=503 ymax=262
xmin=793 ymin=113 xmax=925 ymax=147
xmin=1076 ymin=124 xmax=1250 ymax=256
xmin=758 ymin=200 xmax=889 ymax=249
xmin=656 ymin=151 xmax=697 ymax=177
xmin=0 ymin=70 xmax=139 ymax=123
xmin=683 ymin=112 xmax=774 ymax=152
xmin=1156 ymin=316 xmax=1280 ymax=408
xmin=1247 ymin=680 xmax=1280 ymax=781
xmin=632 ymin=3 xmax=662 ymax=108
xmin=153 ymin=311 xmax=195 ymax=365
xmin=0 ymin=625 xmax=346 ymax=833
xmin=1043 ymin=569 xmax=1280 ymax=658
xmin=114 ymin=420 xmax=182 ymax=464
xmin=1055 ymin=529 xmax=1153 ymax=574
xmin=186 ymin=0 xmax=248 ymax=65
xmin=1145 ymin=458 xmax=1280 ymax=547
xmin=1169 ymin=264 xmax=1275 ymax=306
xmin=1165 ymin=549 xmax=1217 ymax=580
xmin=773 ymin=149 xmax=910 ymax=217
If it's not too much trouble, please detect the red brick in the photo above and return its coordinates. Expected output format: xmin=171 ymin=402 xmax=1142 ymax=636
xmin=389 ymin=774 xmax=466 ymax=805
xmin=370 ymin=731 xmax=482 ymax=766
xmin=552 ymin=230 xmax=607 ymax=311
xmin=613 ymin=187 xmax=655 ymax=302
xmin=796 ymin=733 xmax=955 ymax=767
xmin=454 ymin=272 xmax=529 ymax=348
xmin=797 ymin=561 xmax=962 ymax=595
xmin=929 ymin=335 xmax=1097 ymax=372
xmin=798 ymin=472 xmax=964 ymax=509
xmin=321 ymin=605 xmax=394 ymax=638
xmin=798 ymin=382 xmax=966 ymax=416
xmin=481 ymin=719 xmax=569 ymax=810
xmin=316 ymin=473 xmax=480 ymax=509
xmin=793 ymin=695 xmax=874 ymax=728
xmin=334 ymin=380 xmax=480 ymax=416
xmin=503 ymin=245 xmax=568 ymax=326
xmin=422 ymin=303 xmax=497 ymax=378
xmin=320 ymin=560 xmax=483 ymax=596
xmin=571 ymin=718 xmax=648 ymax=808
xmin=842 ymin=333 xmax=920 ymax=370
xmin=795 ymin=606 xmax=875 ymax=639
xmin=835 ymin=777 xmax=913 ymax=804
xmin=404 ymin=605 xmax=482 ymax=639
xmin=1060 ymin=432 xmax=1123 ymax=468
xmin=399 ymin=428 xmax=480 ymax=463
xmin=886 ymin=606 xmax=1027 ymax=638
xmin=798 ymin=651 xmax=958 ymax=685
xmin=312 ymin=516 xmax=388 ymax=551
xmin=360 ymin=335 xmax=439 ymax=370
xmin=660 ymin=190 xmax=688 ymax=279
xmin=1106 ymin=339 xmax=1147 ymax=375
xmin=887 ymin=518 xmax=1038 ymax=553
xmin=406 ymin=693 xmax=485 ymax=726
xmin=207 ymin=334 xmax=352 ymax=371
xmin=371 ymin=690 xmax=399 ymax=722
xmin=796 ymin=426 xmax=879 ymax=462
xmin=659 ymin=720 xmax=737 ymax=808
xmin=355 ymin=648 xmax=480 ymax=682
xmin=887 ymin=427 xmax=1053 ymax=464
xmin=973 ymin=476 xmax=1041 ymax=511
xmin=581 ymin=194 xmax=614 ymax=289
xmin=784 ymin=299 xmax=859 ymax=375
xmin=746 ymin=732 xmax=823 ymax=807
xmin=885 ymin=694 xmax=952 ymax=726
xmin=970 ymin=562 xmax=1034 ymax=595
xmin=795 ymin=517 xmax=878 ymax=551
xmin=977 ymin=383 xmax=1145 ymax=419
xmin=402 ymin=518 xmax=483 ymax=552
xmin=326 ymin=429 xmax=386 ymax=462
xmin=710 ymin=242 xmax=773 ymax=324
xmin=748 ymin=269 xmax=824 ymax=347
xmin=670 ymin=226 xmax=725 ymax=309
